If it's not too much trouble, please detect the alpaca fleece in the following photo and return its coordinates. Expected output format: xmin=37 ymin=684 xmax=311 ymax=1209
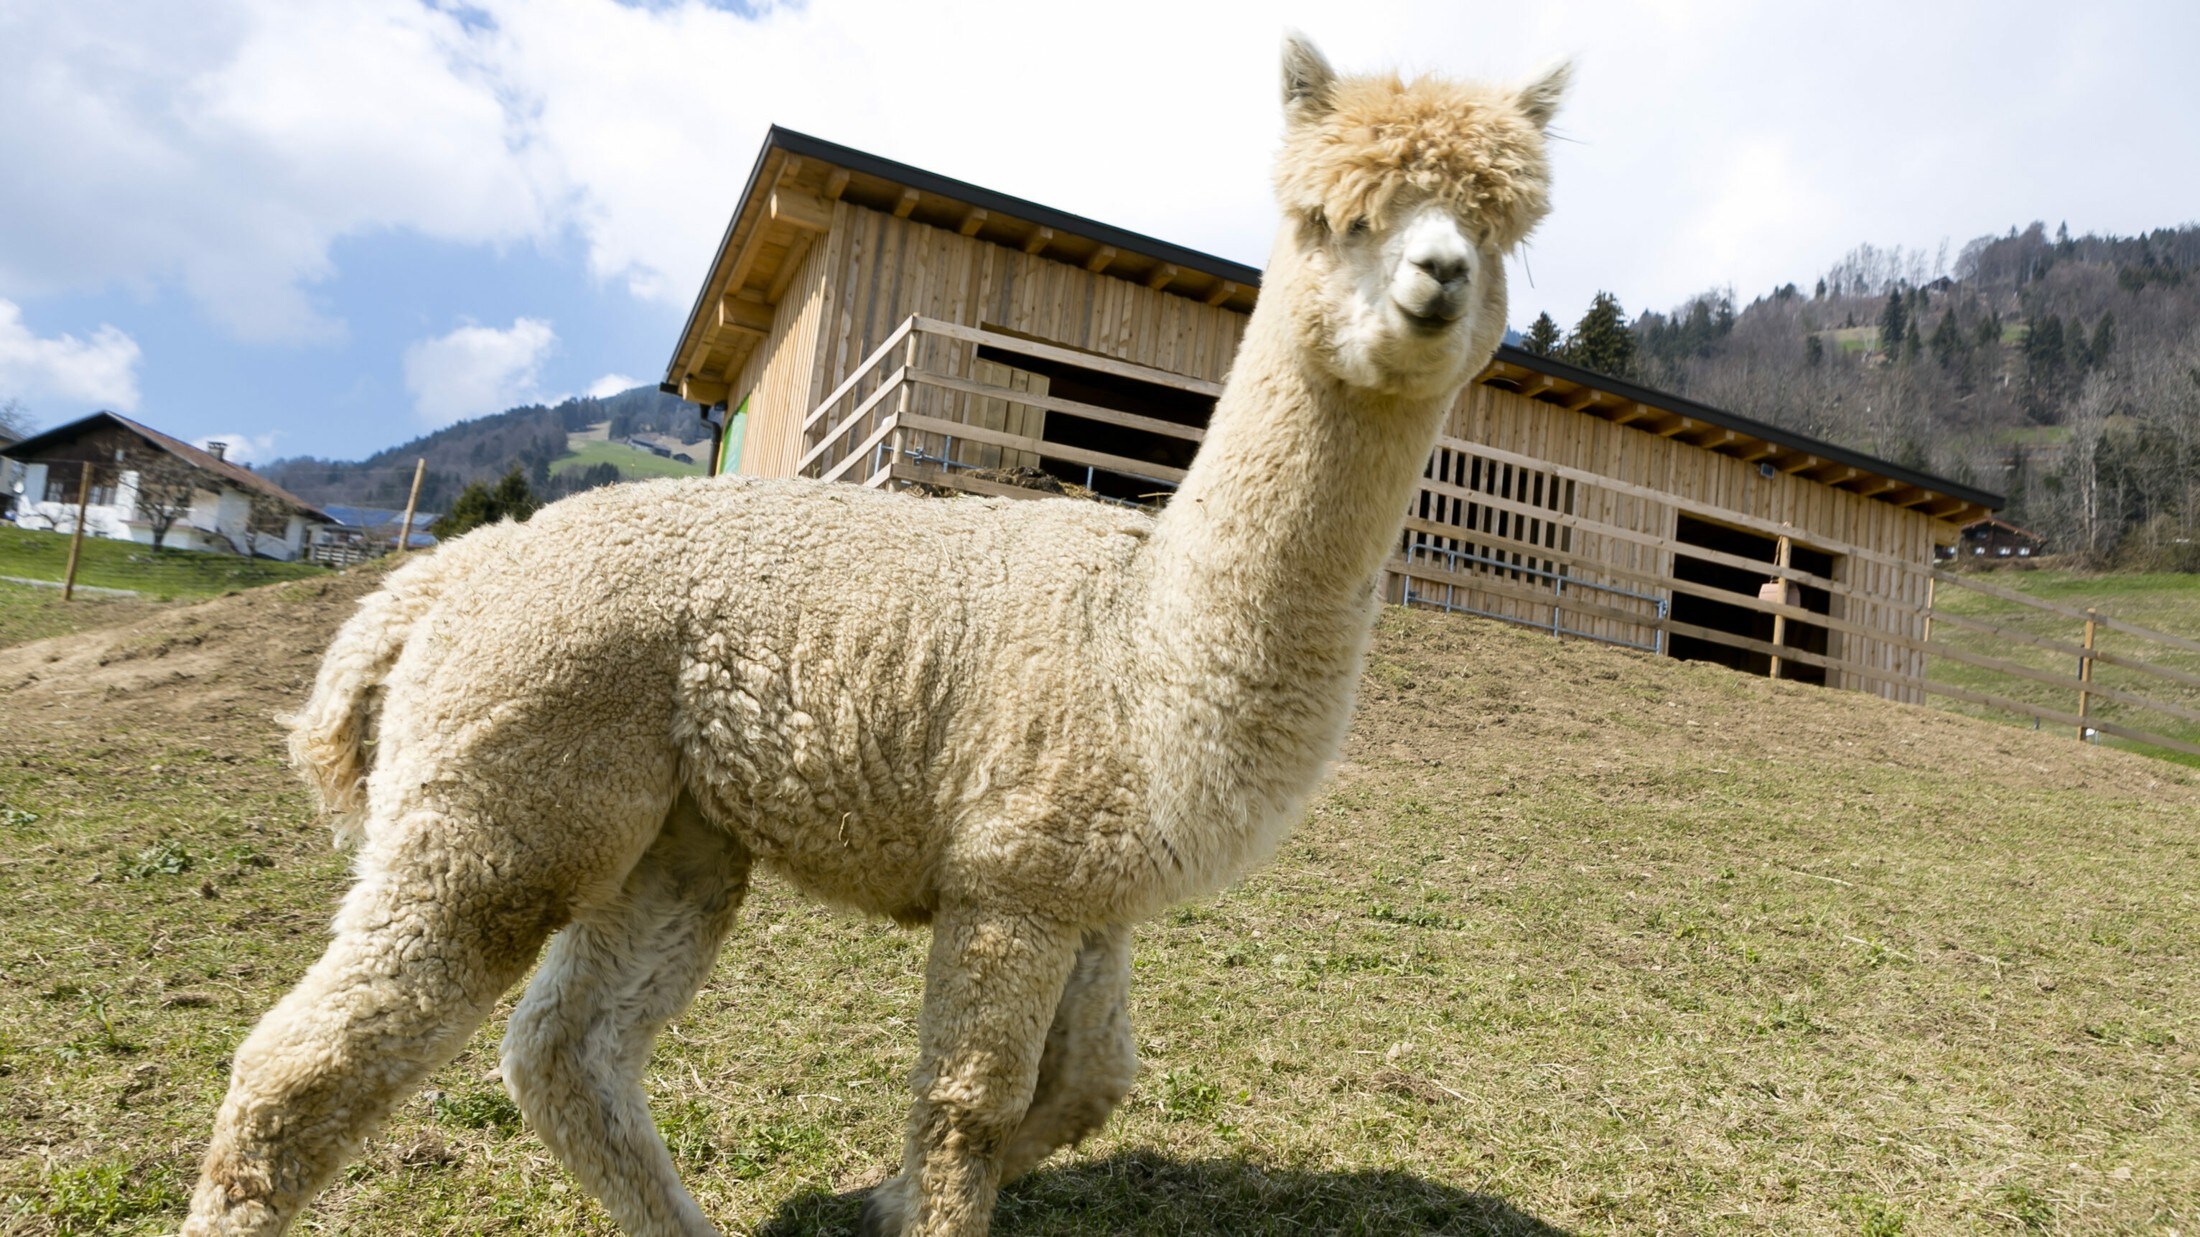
xmin=186 ymin=34 xmax=1563 ymax=1237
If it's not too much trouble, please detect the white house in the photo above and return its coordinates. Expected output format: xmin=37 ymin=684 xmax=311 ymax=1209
xmin=3 ymin=412 xmax=332 ymax=561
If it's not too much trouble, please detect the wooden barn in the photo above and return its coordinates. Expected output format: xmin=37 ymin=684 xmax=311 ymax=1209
xmin=662 ymin=128 xmax=2001 ymax=704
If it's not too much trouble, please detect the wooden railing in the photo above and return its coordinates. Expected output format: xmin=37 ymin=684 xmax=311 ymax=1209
xmin=1396 ymin=515 xmax=2200 ymax=759
xmin=799 ymin=316 xmax=1216 ymax=498
xmin=1921 ymin=569 xmax=2200 ymax=760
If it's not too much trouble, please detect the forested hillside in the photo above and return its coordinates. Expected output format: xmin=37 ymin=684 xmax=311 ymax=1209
xmin=264 ymin=385 xmax=702 ymax=512
xmin=1523 ymin=223 xmax=2200 ymax=566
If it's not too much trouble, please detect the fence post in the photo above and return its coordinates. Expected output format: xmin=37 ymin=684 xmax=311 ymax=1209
xmin=395 ymin=458 xmax=426 ymax=557
xmin=61 ymin=461 xmax=93 ymax=602
xmin=1768 ymin=533 xmax=1793 ymax=680
xmin=2077 ymin=608 xmax=2099 ymax=740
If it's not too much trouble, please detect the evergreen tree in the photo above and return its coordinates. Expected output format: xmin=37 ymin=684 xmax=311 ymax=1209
xmin=1975 ymin=313 xmax=2003 ymax=350
xmin=1560 ymin=292 xmax=1635 ymax=378
xmin=1903 ymin=318 xmax=1924 ymax=363
xmin=2025 ymin=315 xmax=2065 ymax=381
xmin=432 ymin=467 xmax=540 ymax=538
xmin=1683 ymin=298 xmax=1716 ymax=357
xmin=1878 ymin=289 xmax=1907 ymax=356
xmin=1930 ymin=310 xmax=1964 ymax=368
xmin=1814 ymin=277 xmax=1827 ymax=299
xmin=1805 ymin=333 xmax=1825 ymax=367
xmin=1521 ymin=311 xmax=1562 ymax=356
xmin=2090 ymin=313 xmax=2116 ymax=367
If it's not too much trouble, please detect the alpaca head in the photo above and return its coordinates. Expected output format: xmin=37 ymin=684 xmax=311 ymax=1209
xmin=1270 ymin=35 xmax=1568 ymax=399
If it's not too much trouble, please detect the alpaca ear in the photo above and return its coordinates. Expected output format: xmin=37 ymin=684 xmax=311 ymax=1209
xmin=1281 ymin=32 xmax=1336 ymax=123
xmin=1514 ymin=60 xmax=1572 ymax=133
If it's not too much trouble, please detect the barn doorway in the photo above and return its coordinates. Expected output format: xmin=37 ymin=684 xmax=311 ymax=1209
xmin=1665 ymin=514 xmax=1837 ymax=685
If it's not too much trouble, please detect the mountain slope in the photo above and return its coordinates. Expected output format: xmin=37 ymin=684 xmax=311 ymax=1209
xmin=262 ymin=385 xmax=704 ymax=513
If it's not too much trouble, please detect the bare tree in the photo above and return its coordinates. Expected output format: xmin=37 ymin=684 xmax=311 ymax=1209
xmin=238 ymin=491 xmax=290 ymax=558
xmin=2061 ymin=373 xmax=2114 ymax=562
xmin=123 ymin=444 xmax=204 ymax=550
xmin=0 ymin=397 xmax=29 ymax=440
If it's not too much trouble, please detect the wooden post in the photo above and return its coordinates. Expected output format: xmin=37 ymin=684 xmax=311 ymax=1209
xmin=2077 ymin=608 xmax=2099 ymax=740
xmin=61 ymin=461 xmax=93 ymax=602
xmin=1767 ymin=534 xmax=1793 ymax=680
xmin=395 ymin=458 xmax=425 ymax=556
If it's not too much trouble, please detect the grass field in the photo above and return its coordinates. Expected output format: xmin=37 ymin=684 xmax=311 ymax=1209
xmin=0 ymin=582 xmax=158 ymax=649
xmin=0 ymin=526 xmax=326 ymax=601
xmin=1928 ymin=568 xmax=2200 ymax=765
xmin=2 ymin=572 xmax=2195 ymax=1235
xmin=551 ymin=439 xmax=706 ymax=482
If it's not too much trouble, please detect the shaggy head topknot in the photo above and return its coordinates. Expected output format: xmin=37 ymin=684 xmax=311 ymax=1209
xmin=1275 ymin=35 xmax=1568 ymax=253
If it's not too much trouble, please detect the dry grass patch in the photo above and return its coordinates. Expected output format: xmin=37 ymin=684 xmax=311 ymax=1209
xmin=1 ymin=591 xmax=2195 ymax=1235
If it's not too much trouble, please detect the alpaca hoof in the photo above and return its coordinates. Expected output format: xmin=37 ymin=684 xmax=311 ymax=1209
xmin=858 ymin=1174 xmax=913 ymax=1237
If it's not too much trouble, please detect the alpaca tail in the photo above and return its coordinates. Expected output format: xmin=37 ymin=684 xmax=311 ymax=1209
xmin=288 ymin=551 xmax=456 ymax=848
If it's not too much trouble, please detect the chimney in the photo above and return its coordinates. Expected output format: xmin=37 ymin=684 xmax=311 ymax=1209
xmin=206 ymin=441 xmax=228 ymax=460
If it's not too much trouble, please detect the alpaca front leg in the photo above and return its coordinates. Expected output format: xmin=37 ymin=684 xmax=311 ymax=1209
xmin=997 ymin=923 xmax=1136 ymax=1183
xmin=861 ymin=907 xmax=1081 ymax=1237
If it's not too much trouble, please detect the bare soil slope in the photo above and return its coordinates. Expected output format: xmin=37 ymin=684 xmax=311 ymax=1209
xmin=2 ymin=571 xmax=2195 ymax=1235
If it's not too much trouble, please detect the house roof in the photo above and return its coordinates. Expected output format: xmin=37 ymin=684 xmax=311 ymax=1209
xmin=1960 ymin=515 xmax=2042 ymax=539
xmin=3 ymin=412 xmax=336 ymax=524
xmin=668 ymin=128 xmax=2001 ymax=525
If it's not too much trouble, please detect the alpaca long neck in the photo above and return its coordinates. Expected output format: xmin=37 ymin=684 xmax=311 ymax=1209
xmin=1130 ymin=274 xmax=1458 ymax=890
xmin=1147 ymin=304 xmax=1446 ymax=675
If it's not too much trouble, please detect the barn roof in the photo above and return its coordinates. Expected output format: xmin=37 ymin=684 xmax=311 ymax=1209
xmin=670 ymin=128 xmax=2001 ymax=525
xmin=3 ymin=411 xmax=335 ymax=524
xmin=1480 ymin=347 xmax=2004 ymax=521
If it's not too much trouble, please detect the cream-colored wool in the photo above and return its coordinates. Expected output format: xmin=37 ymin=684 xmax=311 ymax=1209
xmin=185 ymin=35 xmax=1564 ymax=1237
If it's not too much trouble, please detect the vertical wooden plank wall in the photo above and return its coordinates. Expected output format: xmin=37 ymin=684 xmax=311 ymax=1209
xmin=1414 ymin=384 xmax=1941 ymax=701
xmin=800 ymin=202 xmax=1246 ymax=433
xmin=726 ymin=240 xmax=831 ymax=479
xmin=728 ymin=194 xmax=1948 ymax=703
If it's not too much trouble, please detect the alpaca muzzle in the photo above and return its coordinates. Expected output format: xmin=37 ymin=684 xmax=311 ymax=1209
xmin=1392 ymin=266 xmax=1471 ymax=327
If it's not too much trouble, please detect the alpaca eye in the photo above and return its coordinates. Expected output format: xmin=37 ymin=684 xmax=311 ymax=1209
xmin=1345 ymin=217 xmax=1371 ymax=237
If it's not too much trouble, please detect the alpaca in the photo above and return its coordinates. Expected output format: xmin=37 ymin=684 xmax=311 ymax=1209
xmin=184 ymin=36 xmax=1566 ymax=1237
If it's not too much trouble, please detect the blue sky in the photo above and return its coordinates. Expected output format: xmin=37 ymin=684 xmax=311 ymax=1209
xmin=4 ymin=0 xmax=2196 ymax=466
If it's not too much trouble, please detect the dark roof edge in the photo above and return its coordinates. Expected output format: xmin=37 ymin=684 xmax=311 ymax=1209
xmin=662 ymin=131 xmax=1997 ymax=514
xmin=664 ymin=130 xmax=785 ymax=393
xmin=2 ymin=411 xmax=338 ymax=524
xmin=663 ymin=126 xmax=1268 ymax=389
xmin=1491 ymin=345 xmax=2005 ymax=512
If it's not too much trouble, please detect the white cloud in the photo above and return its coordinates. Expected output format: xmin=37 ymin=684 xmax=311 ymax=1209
xmin=3 ymin=0 xmax=2196 ymax=355
xmin=403 ymin=318 xmax=558 ymax=426
xmin=0 ymin=298 xmax=142 ymax=412
xmin=586 ymin=372 xmax=642 ymax=399
xmin=191 ymin=431 xmax=282 ymax=465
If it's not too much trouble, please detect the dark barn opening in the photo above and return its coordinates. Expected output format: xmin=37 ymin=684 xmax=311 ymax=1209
xmin=1666 ymin=514 xmax=1836 ymax=684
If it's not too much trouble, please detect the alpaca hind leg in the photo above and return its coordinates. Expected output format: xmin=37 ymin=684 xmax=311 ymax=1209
xmin=862 ymin=907 xmax=1082 ymax=1237
xmin=185 ymin=812 xmax=573 ymax=1236
xmin=997 ymin=923 xmax=1136 ymax=1183
xmin=502 ymin=793 xmax=750 ymax=1237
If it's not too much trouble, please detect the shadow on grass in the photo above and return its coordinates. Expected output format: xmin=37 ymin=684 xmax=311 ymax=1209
xmin=755 ymin=1150 xmax=1568 ymax=1236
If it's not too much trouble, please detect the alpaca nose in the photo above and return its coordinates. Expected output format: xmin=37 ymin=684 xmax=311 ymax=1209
xmin=1412 ymin=250 xmax=1470 ymax=288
